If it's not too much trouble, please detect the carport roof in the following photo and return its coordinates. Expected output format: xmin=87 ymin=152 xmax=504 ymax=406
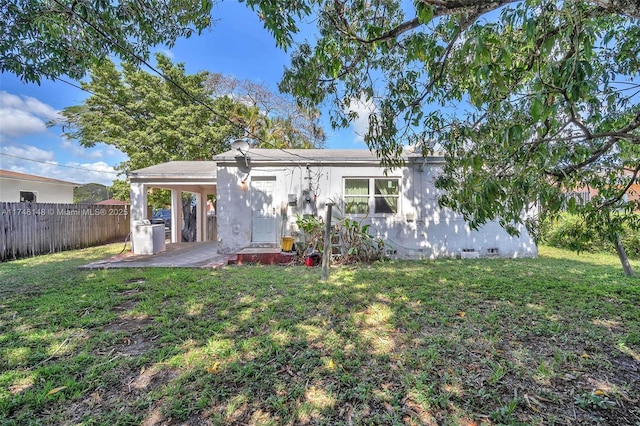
xmin=128 ymin=161 xmax=216 ymax=193
xmin=128 ymin=161 xmax=216 ymax=180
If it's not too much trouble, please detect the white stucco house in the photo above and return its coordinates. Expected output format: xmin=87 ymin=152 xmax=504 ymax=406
xmin=212 ymin=148 xmax=537 ymax=259
xmin=127 ymin=149 xmax=538 ymax=259
xmin=0 ymin=169 xmax=77 ymax=203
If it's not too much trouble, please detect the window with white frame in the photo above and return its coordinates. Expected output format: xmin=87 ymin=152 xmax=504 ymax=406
xmin=344 ymin=178 xmax=399 ymax=214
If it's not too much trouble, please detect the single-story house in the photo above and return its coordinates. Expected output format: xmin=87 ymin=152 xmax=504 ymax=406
xmin=0 ymin=169 xmax=77 ymax=203
xmin=128 ymin=149 xmax=537 ymax=258
xmin=213 ymin=148 xmax=537 ymax=259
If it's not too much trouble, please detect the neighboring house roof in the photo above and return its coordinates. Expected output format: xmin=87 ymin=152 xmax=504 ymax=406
xmin=213 ymin=148 xmax=445 ymax=165
xmin=96 ymin=199 xmax=129 ymax=205
xmin=0 ymin=169 xmax=78 ymax=186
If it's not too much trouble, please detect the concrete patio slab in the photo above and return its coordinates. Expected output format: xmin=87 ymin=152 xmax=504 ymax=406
xmin=80 ymin=241 xmax=231 ymax=269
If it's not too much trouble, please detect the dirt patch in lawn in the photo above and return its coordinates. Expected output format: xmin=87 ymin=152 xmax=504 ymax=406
xmin=65 ymin=295 xmax=178 ymax=426
xmin=61 ymin=364 xmax=182 ymax=425
xmin=102 ymin=313 xmax=158 ymax=356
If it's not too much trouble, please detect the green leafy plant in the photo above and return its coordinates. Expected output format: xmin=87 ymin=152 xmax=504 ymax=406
xmin=295 ymin=213 xmax=385 ymax=264
xmin=295 ymin=214 xmax=325 ymax=251
xmin=543 ymin=213 xmax=640 ymax=259
xmin=337 ymin=217 xmax=385 ymax=264
xmin=575 ymin=392 xmax=614 ymax=410
xmin=489 ymin=398 xmax=519 ymax=423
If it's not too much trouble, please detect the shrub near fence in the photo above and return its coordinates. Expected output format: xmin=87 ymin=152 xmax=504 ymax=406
xmin=0 ymin=202 xmax=130 ymax=261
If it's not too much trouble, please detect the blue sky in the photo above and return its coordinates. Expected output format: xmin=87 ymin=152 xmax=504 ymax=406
xmin=0 ymin=1 xmax=366 ymax=186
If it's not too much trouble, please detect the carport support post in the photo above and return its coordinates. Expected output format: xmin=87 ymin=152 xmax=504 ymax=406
xmin=129 ymin=182 xmax=148 ymax=252
xmin=196 ymin=191 xmax=207 ymax=242
xmin=170 ymin=190 xmax=181 ymax=243
xmin=321 ymin=202 xmax=334 ymax=281
xmin=195 ymin=192 xmax=203 ymax=242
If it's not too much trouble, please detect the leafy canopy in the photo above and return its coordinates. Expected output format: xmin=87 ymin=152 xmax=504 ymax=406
xmin=254 ymin=0 xmax=640 ymax=272
xmin=1 ymin=0 xmax=213 ymax=83
xmin=59 ymin=54 xmax=246 ymax=174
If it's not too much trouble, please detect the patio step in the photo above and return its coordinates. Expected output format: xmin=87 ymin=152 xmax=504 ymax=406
xmin=232 ymin=248 xmax=296 ymax=265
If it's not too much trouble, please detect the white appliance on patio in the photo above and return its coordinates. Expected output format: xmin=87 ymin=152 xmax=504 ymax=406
xmin=132 ymin=219 xmax=166 ymax=255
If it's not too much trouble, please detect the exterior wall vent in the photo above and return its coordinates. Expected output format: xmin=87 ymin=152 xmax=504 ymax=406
xmin=460 ymin=249 xmax=479 ymax=259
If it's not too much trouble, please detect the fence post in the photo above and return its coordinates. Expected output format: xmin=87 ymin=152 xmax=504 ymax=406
xmin=321 ymin=202 xmax=334 ymax=281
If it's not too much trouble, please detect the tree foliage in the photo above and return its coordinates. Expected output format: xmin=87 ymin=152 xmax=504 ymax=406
xmin=59 ymin=54 xmax=325 ymax=173
xmin=253 ymin=0 xmax=640 ymax=274
xmin=73 ymin=183 xmax=109 ymax=203
xmin=109 ymin=179 xmax=131 ymax=203
xmin=60 ymin=53 xmax=246 ymax=173
xmin=206 ymin=74 xmax=326 ymax=149
xmin=0 ymin=0 xmax=213 ymax=83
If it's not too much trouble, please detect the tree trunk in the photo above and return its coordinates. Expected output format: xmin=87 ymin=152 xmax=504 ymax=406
xmin=182 ymin=199 xmax=197 ymax=242
xmin=614 ymin=236 xmax=634 ymax=276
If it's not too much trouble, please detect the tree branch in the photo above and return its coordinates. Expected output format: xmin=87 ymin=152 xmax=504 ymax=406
xmin=602 ymin=163 xmax=640 ymax=207
xmin=421 ymin=0 xmax=640 ymax=19
xmin=550 ymin=136 xmax=618 ymax=179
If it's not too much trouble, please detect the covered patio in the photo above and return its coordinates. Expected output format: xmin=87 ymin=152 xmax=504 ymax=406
xmin=128 ymin=161 xmax=217 ymax=245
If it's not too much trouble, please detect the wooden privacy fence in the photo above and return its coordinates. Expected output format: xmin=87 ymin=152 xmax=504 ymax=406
xmin=0 ymin=202 xmax=130 ymax=261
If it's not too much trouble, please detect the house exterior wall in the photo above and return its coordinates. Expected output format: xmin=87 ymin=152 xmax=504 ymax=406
xmin=216 ymin=159 xmax=538 ymax=259
xmin=629 ymin=183 xmax=640 ymax=202
xmin=0 ymin=177 xmax=75 ymax=203
xmin=570 ymin=182 xmax=640 ymax=205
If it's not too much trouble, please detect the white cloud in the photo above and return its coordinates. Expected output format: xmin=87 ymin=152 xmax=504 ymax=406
xmin=345 ymin=95 xmax=379 ymax=144
xmin=0 ymin=91 xmax=61 ymax=137
xmin=0 ymin=144 xmax=56 ymax=162
xmin=60 ymin=137 xmax=104 ymax=160
xmin=0 ymin=108 xmax=48 ymax=136
xmin=0 ymin=144 xmax=118 ymax=186
xmin=64 ymin=161 xmax=119 ymax=186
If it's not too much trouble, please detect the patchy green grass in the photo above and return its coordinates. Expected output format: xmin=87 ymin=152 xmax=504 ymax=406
xmin=1 ymin=244 xmax=638 ymax=425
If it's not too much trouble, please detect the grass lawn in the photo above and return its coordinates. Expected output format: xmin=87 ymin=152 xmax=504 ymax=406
xmin=1 ymin=245 xmax=638 ymax=425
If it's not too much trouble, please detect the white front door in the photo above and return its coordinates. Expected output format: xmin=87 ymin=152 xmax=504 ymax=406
xmin=251 ymin=177 xmax=277 ymax=243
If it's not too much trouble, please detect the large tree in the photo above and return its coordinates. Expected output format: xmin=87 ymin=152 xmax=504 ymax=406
xmin=250 ymin=0 xmax=640 ymax=275
xmin=60 ymin=54 xmax=245 ymax=173
xmin=59 ymin=55 xmax=325 ymax=165
xmin=60 ymin=53 xmax=246 ymax=240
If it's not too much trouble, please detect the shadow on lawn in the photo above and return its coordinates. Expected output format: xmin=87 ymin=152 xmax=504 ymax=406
xmin=2 ymin=250 xmax=639 ymax=425
xmin=102 ymin=260 xmax=638 ymax=424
